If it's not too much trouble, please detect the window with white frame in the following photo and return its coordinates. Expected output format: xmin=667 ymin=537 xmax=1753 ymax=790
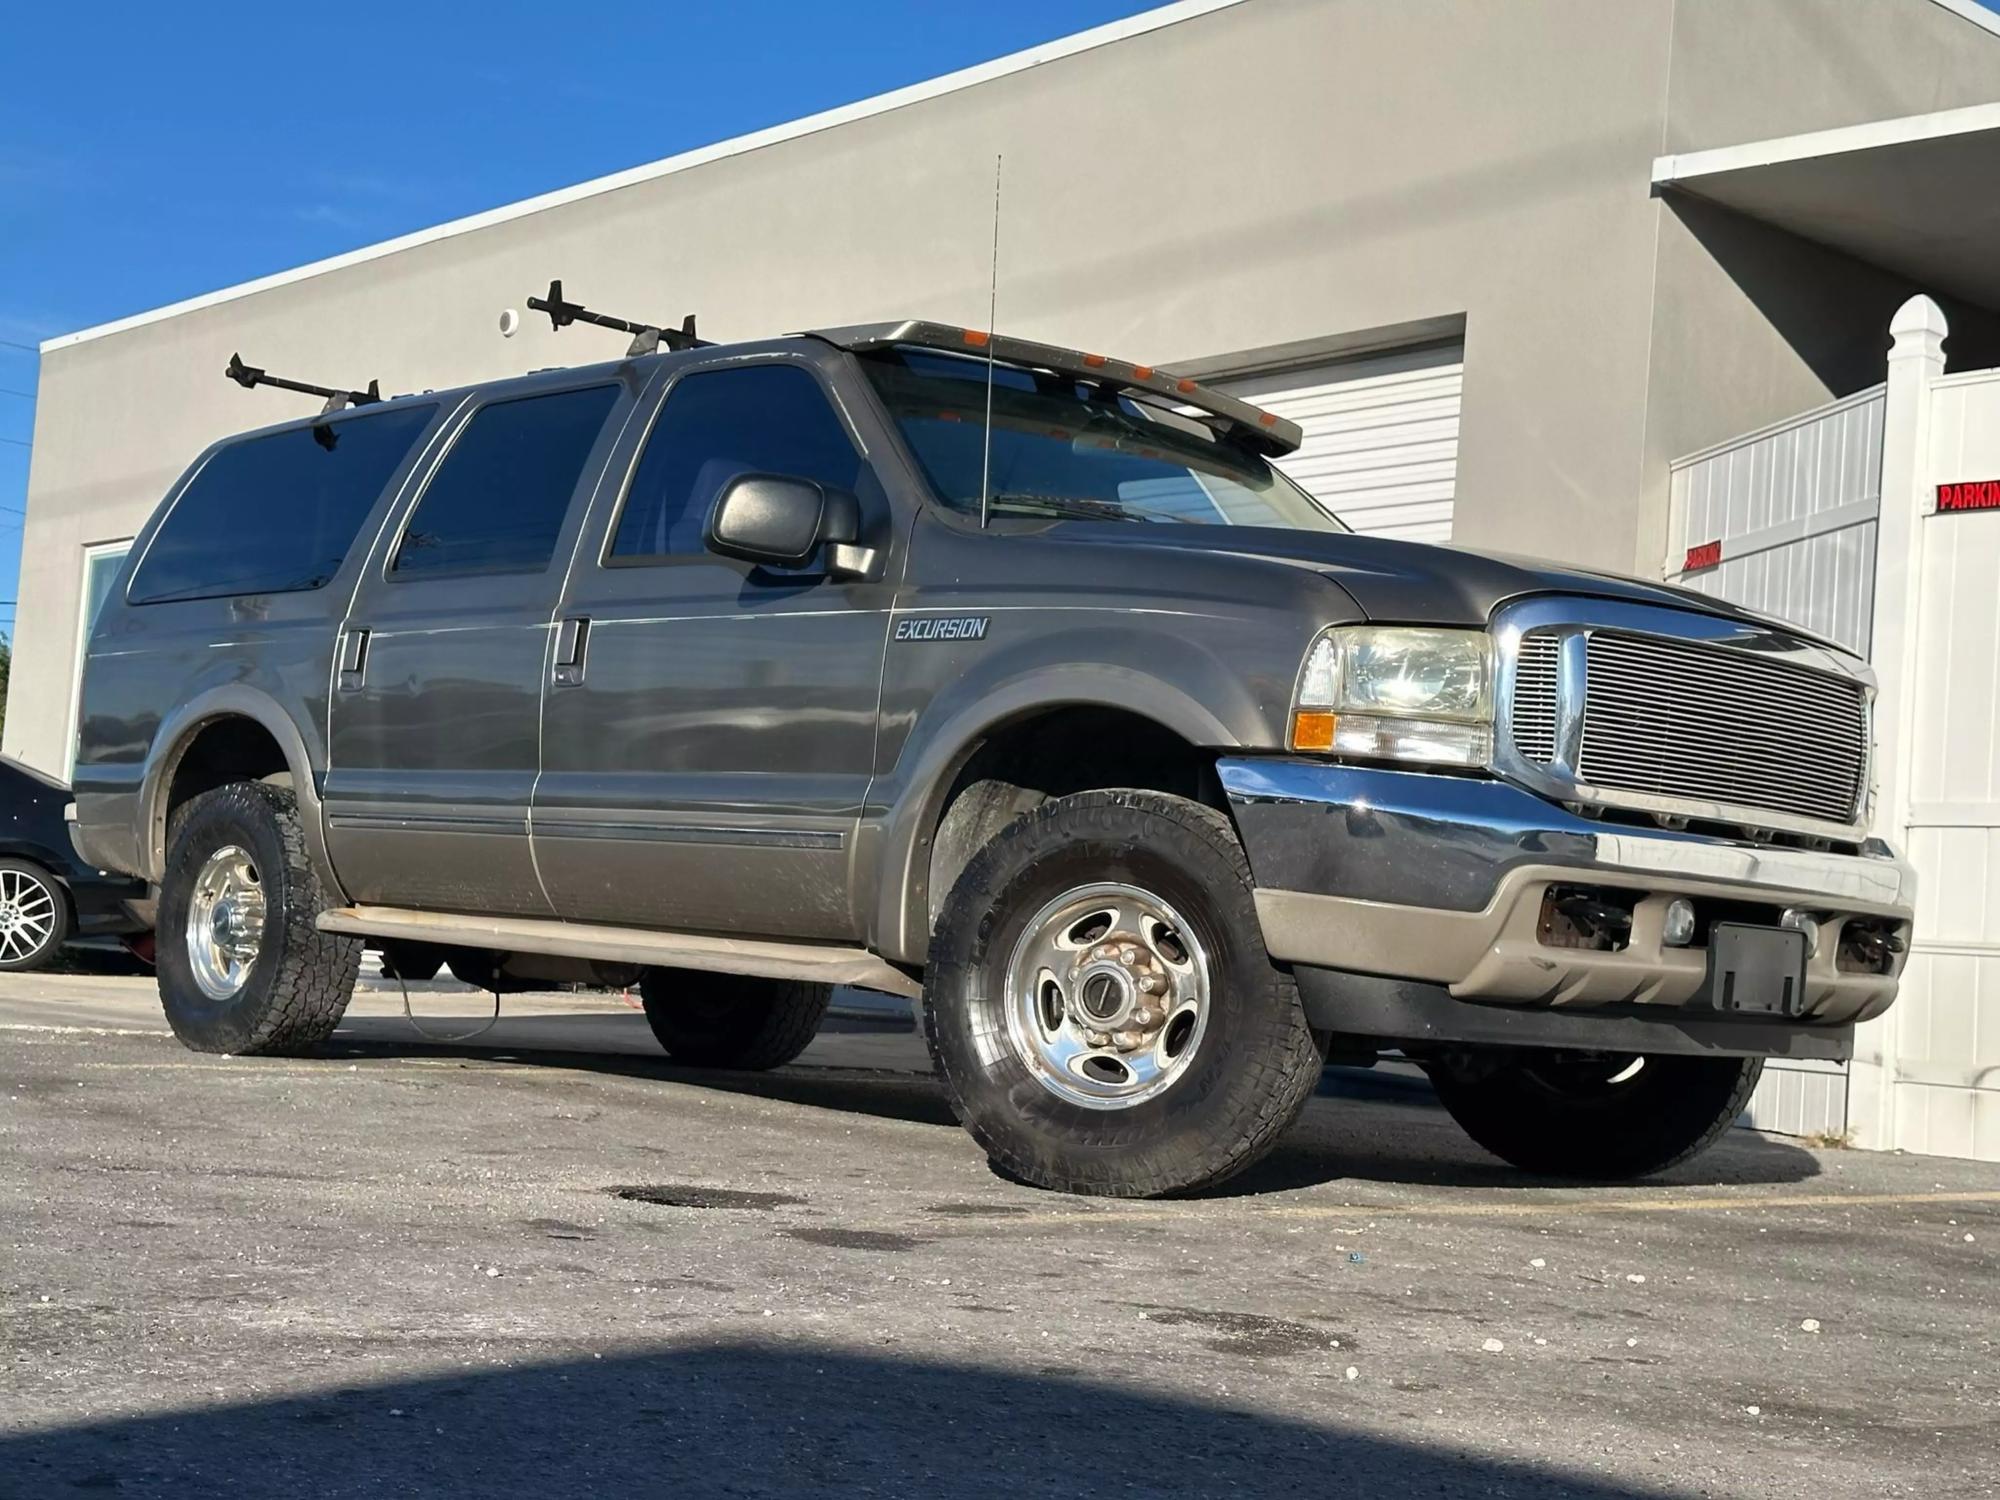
xmin=66 ymin=541 xmax=132 ymax=780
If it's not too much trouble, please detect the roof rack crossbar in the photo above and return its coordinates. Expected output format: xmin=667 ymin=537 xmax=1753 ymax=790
xmin=526 ymin=279 xmax=708 ymax=357
xmin=226 ymin=353 xmax=382 ymax=413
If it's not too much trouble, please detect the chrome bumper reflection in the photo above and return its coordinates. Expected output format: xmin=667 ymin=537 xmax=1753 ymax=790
xmin=1217 ymin=758 xmax=1914 ymax=914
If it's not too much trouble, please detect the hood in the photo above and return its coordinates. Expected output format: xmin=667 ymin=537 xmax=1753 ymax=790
xmin=1056 ymin=524 xmax=1840 ymax=647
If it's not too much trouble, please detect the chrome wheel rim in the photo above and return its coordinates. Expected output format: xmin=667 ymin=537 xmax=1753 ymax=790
xmin=1002 ymin=881 xmax=1211 ymax=1110
xmin=186 ymin=845 xmax=267 ymax=1001
xmin=0 ymin=868 xmax=60 ymax=964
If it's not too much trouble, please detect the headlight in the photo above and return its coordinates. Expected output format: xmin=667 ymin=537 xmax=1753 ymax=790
xmin=1291 ymin=626 xmax=1494 ymax=767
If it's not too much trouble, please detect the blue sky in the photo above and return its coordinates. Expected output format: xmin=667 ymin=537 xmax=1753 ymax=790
xmin=0 ymin=0 xmax=1160 ymax=642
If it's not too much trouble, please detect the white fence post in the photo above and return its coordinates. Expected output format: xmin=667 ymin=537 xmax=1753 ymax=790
xmin=1849 ymin=294 xmax=1946 ymax=1151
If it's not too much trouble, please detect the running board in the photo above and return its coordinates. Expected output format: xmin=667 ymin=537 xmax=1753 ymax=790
xmin=314 ymin=906 xmax=922 ymax=998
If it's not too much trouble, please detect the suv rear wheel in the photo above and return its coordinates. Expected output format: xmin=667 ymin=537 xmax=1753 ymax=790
xmin=156 ymin=782 xmax=360 ymax=1054
xmin=638 ymin=969 xmax=832 ymax=1070
xmin=925 ymin=790 xmax=1321 ymax=1197
xmin=1427 ymin=1049 xmax=1764 ymax=1178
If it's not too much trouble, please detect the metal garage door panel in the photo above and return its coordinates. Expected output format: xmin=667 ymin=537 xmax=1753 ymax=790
xmin=1220 ymin=344 xmax=1463 ymax=543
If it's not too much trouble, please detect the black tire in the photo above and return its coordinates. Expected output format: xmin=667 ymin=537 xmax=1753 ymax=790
xmin=1428 ymin=1050 xmax=1765 ymax=1178
xmin=924 ymin=789 xmax=1321 ymax=1198
xmin=156 ymin=782 xmax=360 ymax=1055
xmin=638 ymin=969 xmax=832 ymax=1069
xmin=0 ymin=858 xmax=73 ymax=973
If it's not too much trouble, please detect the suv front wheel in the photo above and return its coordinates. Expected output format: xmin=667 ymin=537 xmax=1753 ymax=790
xmin=156 ymin=782 xmax=360 ymax=1054
xmin=925 ymin=790 xmax=1321 ymax=1197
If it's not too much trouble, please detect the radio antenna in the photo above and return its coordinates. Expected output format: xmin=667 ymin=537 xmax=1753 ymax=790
xmin=979 ymin=154 xmax=1002 ymax=530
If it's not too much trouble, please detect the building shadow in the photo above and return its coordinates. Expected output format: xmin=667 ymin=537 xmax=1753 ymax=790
xmin=1663 ymin=193 xmax=2000 ymax=387
xmin=0 ymin=1343 xmax=1697 ymax=1500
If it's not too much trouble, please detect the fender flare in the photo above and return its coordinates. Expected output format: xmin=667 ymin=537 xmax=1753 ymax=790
xmin=139 ymin=686 xmax=345 ymax=901
xmin=867 ymin=665 xmax=1243 ymax=966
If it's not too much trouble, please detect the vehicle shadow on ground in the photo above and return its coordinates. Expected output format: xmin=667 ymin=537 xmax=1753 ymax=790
xmin=0 ymin=1344 xmax=1698 ymax=1499
xmin=316 ymin=1012 xmax=1824 ymax=1196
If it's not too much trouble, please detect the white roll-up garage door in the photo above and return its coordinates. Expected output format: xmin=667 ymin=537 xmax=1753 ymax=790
xmin=1218 ymin=342 xmax=1464 ymax=542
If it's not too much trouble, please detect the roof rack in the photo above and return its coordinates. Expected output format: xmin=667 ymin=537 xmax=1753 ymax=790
xmin=526 ymin=279 xmax=709 ymax=357
xmin=226 ymin=353 xmax=382 ymax=413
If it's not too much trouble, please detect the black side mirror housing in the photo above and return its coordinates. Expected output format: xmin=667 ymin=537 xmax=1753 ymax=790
xmin=704 ymin=473 xmax=860 ymax=570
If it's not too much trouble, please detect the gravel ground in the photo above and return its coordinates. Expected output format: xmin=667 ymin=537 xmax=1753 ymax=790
xmin=2 ymin=970 xmax=1996 ymax=1499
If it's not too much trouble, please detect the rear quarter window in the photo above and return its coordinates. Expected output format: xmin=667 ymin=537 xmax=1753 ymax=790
xmin=129 ymin=403 xmax=436 ymax=606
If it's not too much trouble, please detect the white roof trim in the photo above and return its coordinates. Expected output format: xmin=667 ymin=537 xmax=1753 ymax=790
xmin=42 ymin=0 xmax=1246 ymax=355
xmin=1652 ymin=100 xmax=2000 ymax=188
xmin=1927 ymin=0 xmax=2000 ymax=42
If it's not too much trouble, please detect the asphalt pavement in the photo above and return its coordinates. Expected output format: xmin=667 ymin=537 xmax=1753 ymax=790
xmin=3 ymin=967 xmax=1996 ymax=1498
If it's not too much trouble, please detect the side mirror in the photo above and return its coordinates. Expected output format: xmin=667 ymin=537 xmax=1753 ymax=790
xmin=705 ymin=473 xmax=861 ymax=571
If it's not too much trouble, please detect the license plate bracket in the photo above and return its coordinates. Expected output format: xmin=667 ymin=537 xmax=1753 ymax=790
xmin=1695 ymin=923 xmax=1809 ymax=1018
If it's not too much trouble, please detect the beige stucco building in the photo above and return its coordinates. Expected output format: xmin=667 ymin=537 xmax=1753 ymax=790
xmin=12 ymin=0 xmax=2000 ymax=774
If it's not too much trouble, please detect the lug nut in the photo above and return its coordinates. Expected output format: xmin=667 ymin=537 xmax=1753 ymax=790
xmin=1087 ymin=1030 xmax=1111 ymax=1048
xmin=1119 ymin=945 xmax=1138 ymax=966
xmin=1113 ymin=1029 xmax=1143 ymax=1051
xmin=1132 ymin=1008 xmax=1156 ymax=1027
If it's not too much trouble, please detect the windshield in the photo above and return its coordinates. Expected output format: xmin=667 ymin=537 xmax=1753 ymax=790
xmin=857 ymin=347 xmax=1346 ymax=532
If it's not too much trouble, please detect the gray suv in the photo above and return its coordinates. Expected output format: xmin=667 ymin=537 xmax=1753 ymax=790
xmin=72 ymin=316 xmax=1915 ymax=1196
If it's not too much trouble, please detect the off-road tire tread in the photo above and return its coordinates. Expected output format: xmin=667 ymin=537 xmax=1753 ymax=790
xmin=638 ymin=971 xmax=833 ymax=1070
xmin=159 ymin=782 xmax=359 ymax=1055
xmin=925 ymin=789 xmax=1321 ymax=1198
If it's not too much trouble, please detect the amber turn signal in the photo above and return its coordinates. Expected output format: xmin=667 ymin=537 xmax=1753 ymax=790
xmin=1291 ymin=710 xmax=1337 ymax=752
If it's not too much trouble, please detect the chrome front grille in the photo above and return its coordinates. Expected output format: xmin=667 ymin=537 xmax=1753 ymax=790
xmin=1502 ymin=606 xmax=1871 ymax=836
xmin=1577 ymin=632 xmax=1867 ymax=826
xmin=1511 ymin=632 xmax=1560 ymax=764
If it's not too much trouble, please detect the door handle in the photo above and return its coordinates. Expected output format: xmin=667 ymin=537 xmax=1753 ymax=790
xmin=552 ymin=616 xmax=590 ymax=687
xmin=336 ymin=628 xmax=370 ymax=691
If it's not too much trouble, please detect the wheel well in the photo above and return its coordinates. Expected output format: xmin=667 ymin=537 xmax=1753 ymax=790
xmin=164 ymin=717 xmax=293 ymax=831
xmin=923 ymin=705 xmax=1220 ymax=928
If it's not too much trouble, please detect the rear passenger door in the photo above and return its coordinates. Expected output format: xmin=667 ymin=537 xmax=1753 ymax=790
xmin=532 ymin=356 xmax=899 ymax=939
xmin=323 ymin=377 xmax=637 ymax=917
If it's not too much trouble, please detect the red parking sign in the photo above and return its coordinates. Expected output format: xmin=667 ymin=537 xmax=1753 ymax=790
xmin=1937 ymin=480 xmax=2000 ymax=513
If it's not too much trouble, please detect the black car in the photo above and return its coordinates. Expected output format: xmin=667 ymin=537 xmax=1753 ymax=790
xmin=0 ymin=756 xmax=147 ymax=971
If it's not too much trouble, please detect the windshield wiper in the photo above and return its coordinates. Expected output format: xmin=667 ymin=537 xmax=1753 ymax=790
xmin=984 ymin=493 xmax=1165 ymax=524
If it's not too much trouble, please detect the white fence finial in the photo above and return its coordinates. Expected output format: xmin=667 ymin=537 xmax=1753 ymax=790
xmin=1889 ymin=294 xmax=1948 ymax=369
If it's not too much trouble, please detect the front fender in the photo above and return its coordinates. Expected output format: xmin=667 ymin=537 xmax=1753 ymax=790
xmin=863 ymin=655 xmax=1256 ymax=966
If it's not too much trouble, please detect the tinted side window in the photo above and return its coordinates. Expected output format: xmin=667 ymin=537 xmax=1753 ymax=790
xmin=394 ymin=384 xmax=620 ymax=577
xmin=609 ymin=365 xmax=861 ymax=562
xmin=129 ymin=404 xmax=435 ymax=605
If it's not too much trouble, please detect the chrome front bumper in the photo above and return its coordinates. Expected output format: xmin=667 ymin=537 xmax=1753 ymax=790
xmin=1219 ymin=758 xmax=1914 ymax=1027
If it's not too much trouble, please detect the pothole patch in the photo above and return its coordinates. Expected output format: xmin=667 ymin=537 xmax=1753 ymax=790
xmin=1140 ymin=1306 xmax=1349 ymax=1358
xmin=924 ymin=1203 xmax=1032 ymax=1218
xmin=607 ymin=1184 xmax=805 ymax=1211
xmin=779 ymin=1227 xmax=927 ymax=1252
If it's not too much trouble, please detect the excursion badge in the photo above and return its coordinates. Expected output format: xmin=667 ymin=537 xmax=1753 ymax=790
xmin=894 ymin=615 xmax=991 ymax=642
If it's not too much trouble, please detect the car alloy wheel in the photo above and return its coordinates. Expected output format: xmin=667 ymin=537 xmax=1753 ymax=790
xmin=0 ymin=867 xmax=61 ymax=967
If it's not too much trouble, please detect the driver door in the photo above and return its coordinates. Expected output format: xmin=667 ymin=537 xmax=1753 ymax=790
xmin=532 ymin=355 xmax=900 ymax=939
